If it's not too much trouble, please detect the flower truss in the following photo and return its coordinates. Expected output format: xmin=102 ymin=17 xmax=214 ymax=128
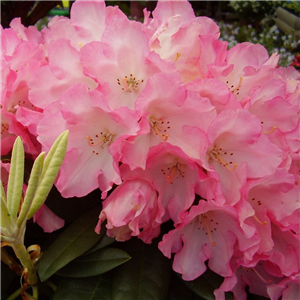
xmin=1 ymin=0 xmax=299 ymax=299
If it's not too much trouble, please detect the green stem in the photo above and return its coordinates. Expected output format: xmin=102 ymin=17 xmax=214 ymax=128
xmin=11 ymin=241 xmax=38 ymax=285
xmin=45 ymin=280 xmax=57 ymax=292
xmin=7 ymin=287 xmax=23 ymax=300
xmin=32 ymin=285 xmax=38 ymax=299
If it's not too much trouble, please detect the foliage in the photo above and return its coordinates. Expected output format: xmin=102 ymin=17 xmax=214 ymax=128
xmin=0 ymin=1 xmax=62 ymax=28
xmin=217 ymin=20 xmax=300 ymax=67
xmin=283 ymin=0 xmax=300 ymax=15
xmin=229 ymin=0 xmax=282 ymax=20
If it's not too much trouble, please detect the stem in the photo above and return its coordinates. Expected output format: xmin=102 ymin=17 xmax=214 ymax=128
xmin=32 ymin=285 xmax=38 ymax=299
xmin=7 ymin=287 xmax=23 ymax=300
xmin=11 ymin=241 xmax=38 ymax=285
xmin=45 ymin=281 xmax=57 ymax=292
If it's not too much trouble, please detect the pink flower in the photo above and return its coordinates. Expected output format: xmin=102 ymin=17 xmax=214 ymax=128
xmin=95 ymin=166 xmax=164 ymax=244
xmin=210 ymin=43 xmax=279 ymax=102
xmin=203 ymin=109 xmax=283 ymax=204
xmin=33 ymin=205 xmax=65 ymax=233
xmin=214 ymin=260 xmax=284 ymax=300
xmin=121 ymin=72 xmax=215 ymax=169
xmin=144 ymin=143 xmax=207 ymax=223
xmin=37 ymin=84 xmax=140 ymax=198
xmin=144 ymin=0 xmax=221 ymax=82
xmin=267 ymin=274 xmax=300 ymax=300
xmin=80 ymin=15 xmax=176 ymax=110
xmin=29 ymin=38 xmax=97 ymax=109
xmin=159 ymin=200 xmax=260 ymax=281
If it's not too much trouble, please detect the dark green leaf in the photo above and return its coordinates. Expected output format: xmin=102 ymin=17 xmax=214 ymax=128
xmin=53 ymin=274 xmax=112 ymax=300
xmin=182 ymin=269 xmax=234 ymax=300
xmin=167 ymin=272 xmax=193 ymax=300
xmin=182 ymin=274 xmax=216 ymax=300
xmin=84 ymin=234 xmax=116 ymax=255
xmin=111 ymin=237 xmax=171 ymax=300
xmin=1 ymin=262 xmax=17 ymax=294
xmin=38 ymin=207 xmax=102 ymax=281
xmin=56 ymin=247 xmax=131 ymax=278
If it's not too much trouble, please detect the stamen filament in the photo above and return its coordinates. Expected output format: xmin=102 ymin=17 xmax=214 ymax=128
xmin=252 ymin=267 xmax=272 ymax=284
xmin=153 ymin=125 xmax=169 ymax=141
xmin=166 ymin=166 xmax=177 ymax=183
xmin=174 ymin=52 xmax=181 ymax=62
xmin=262 ymin=126 xmax=277 ymax=134
xmin=230 ymin=76 xmax=243 ymax=93
xmin=253 ymin=214 xmax=267 ymax=225
xmin=86 ymin=136 xmax=106 ymax=147
xmin=212 ymin=151 xmax=238 ymax=171
xmin=202 ymin=215 xmax=216 ymax=247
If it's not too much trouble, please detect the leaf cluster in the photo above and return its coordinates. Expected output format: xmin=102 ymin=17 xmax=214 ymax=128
xmin=1 ymin=1 xmax=63 ymax=28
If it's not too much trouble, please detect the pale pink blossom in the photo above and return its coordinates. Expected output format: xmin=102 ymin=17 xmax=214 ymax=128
xmin=37 ymin=84 xmax=140 ymax=198
xmin=159 ymin=200 xmax=260 ymax=281
xmin=95 ymin=166 xmax=164 ymax=243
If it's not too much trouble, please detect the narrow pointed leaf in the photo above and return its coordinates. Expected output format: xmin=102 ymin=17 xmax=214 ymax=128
xmin=56 ymin=247 xmax=130 ymax=278
xmin=38 ymin=207 xmax=102 ymax=282
xmin=6 ymin=136 xmax=24 ymax=219
xmin=17 ymin=152 xmax=44 ymax=227
xmin=111 ymin=238 xmax=171 ymax=300
xmin=27 ymin=130 xmax=68 ymax=219
xmin=53 ymin=274 xmax=112 ymax=300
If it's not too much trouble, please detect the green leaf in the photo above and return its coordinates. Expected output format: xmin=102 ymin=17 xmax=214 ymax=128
xmin=182 ymin=268 xmax=235 ymax=300
xmin=56 ymin=247 xmax=131 ymax=278
xmin=53 ymin=274 xmax=112 ymax=300
xmin=182 ymin=274 xmax=216 ymax=300
xmin=6 ymin=136 xmax=24 ymax=219
xmin=84 ymin=233 xmax=115 ymax=255
xmin=17 ymin=152 xmax=44 ymax=227
xmin=111 ymin=238 xmax=171 ymax=300
xmin=167 ymin=272 xmax=193 ymax=300
xmin=38 ymin=207 xmax=102 ymax=282
xmin=27 ymin=130 xmax=68 ymax=219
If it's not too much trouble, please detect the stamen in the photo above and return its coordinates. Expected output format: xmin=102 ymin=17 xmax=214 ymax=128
xmin=253 ymin=214 xmax=267 ymax=225
xmin=174 ymin=52 xmax=181 ymax=62
xmin=165 ymin=161 xmax=185 ymax=183
xmin=251 ymin=267 xmax=272 ymax=284
xmin=150 ymin=118 xmax=170 ymax=141
xmin=117 ymin=74 xmax=143 ymax=92
xmin=198 ymin=214 xmax=216 ymax=246
xmin=78 ymin=42 xmax=83 ymax=48
xmin=153 ymin=124 xmax=169 ymax=141
xmin=166 ymin=166 xmax=177 ymax=184
xmin=210 ymin=147 xmax=238 ymax=171
xmin=262 ymin=126 xmax=277 ymax=134
xmin=230 ymin=76 xmax=243 ymax=93
xmin=86 ymin=132 xmax=114 ymax=150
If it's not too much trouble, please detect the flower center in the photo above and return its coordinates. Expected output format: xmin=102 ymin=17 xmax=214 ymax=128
xmin=209 ymin=145 xmax=238 ymax=171
xmin=226 ymin=76 xmax=243 ymax=96
xmin=86 ymin=130 xmax=114 ymax=155
xmin=197 ymin=213 xmax=218 ymax=247
xmin=149 ymin=117 xmax=170 ymax=141
xmin=117 ymin=74 xmax=144 ymax=93
xmin=1 ymin=122 xmax=9 ymax=135
xmin=161 ymin=160 xmax=185 ymax=184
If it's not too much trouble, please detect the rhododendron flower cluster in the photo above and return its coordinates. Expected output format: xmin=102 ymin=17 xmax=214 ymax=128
xmin=1 ymin=0 xmax=299 ymax=299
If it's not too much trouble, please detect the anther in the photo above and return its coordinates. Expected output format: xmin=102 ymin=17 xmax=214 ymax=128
xmin=230 ymin=77 xmax=243 ymax=93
